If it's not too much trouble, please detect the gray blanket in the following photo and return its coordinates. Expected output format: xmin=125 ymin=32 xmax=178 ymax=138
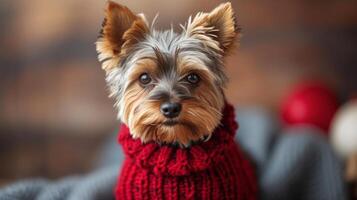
xmin=0 ymin=108 xmax=347 ymax=200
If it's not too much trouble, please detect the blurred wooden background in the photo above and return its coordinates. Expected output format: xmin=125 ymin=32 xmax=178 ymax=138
xmin=0 ymin=0 xmax=357 ymax=184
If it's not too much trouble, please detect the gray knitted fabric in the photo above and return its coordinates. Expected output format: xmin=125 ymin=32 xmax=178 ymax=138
xmin=0 ymin=166 xmax=117 ymax=200
xmin=0 ymin=107 xmax=347 ymax=200
xmin=236 ymin=107 xmax=347 ymax=200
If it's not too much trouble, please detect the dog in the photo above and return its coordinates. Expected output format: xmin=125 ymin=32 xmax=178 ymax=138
xmin=96 ymin=1 xmax=257 ymax=199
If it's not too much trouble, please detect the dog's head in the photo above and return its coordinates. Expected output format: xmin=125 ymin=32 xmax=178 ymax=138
xmin=96 ymin=1 xmax=239 ymax=146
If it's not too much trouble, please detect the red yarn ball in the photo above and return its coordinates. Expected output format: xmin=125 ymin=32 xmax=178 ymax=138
xmin=281 ymin=82 xmax=339 ymax=134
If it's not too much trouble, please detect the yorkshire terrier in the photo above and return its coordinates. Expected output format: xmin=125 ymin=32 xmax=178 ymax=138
xmin=96 ymin=1 xmax=256 ymax=199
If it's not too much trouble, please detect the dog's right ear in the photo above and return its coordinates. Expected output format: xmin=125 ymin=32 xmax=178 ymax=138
xmin=96 ymin=1 xmax=149 ymax=71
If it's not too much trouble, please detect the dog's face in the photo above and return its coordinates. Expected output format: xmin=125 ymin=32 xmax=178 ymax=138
xmin=96 ymin=1 xmax=239 ymax=146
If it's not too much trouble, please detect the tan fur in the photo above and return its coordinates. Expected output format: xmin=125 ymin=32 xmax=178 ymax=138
xmin=96 ymin=1 xmax=149 ymax=72
xmin=122 ymin=58 xmax=224 ymax=146
xmin=185 ymin=2 xmax=238 ymax=53
xmin=97 ymin=2 xmax=237 ymax=146
xmin=177 ymin=56 xmax=217 ymax=83
xmin=127 ymin=59 xmax=158 ymax=83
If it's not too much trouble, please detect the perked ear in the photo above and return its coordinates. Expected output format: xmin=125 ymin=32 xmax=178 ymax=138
xmin=96 ymin=1 xmax=149 ymax=71
xmin=185 ymin=2 xmax=239 ymax=54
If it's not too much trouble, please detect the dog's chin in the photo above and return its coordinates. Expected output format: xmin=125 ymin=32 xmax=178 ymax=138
xmin=131 ymin=116 xmax=215 ymax=145
xmin=162 ymin=119 xmax=179 ymax=127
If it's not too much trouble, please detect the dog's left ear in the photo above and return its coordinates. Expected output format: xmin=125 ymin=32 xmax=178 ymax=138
xmin=185 ymin=2 xmax=238 ymax=54
xmin=96 ymin=1 xmax=150 ymax=71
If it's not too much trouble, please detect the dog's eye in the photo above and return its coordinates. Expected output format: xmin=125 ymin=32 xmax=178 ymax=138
xmin=186 ymin=73 xmax=200 ymax=84
xmin=139 ymin=73 xmax=152 ymax=85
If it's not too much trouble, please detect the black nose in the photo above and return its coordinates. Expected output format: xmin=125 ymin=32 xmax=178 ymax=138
xmin=160 ymin=102 xmax=182 ymax=118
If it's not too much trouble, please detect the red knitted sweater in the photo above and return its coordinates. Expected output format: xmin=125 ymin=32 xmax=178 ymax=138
xmin=115 ymin=103 xmax=257 ymax=200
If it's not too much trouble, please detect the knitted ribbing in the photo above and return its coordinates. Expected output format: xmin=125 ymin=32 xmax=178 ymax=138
xmin=115 ymin=103 xmax=257 ymax=200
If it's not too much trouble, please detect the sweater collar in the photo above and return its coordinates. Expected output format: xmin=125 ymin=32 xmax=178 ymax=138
xmin=118 ymin=103 xmax=238 ymax=176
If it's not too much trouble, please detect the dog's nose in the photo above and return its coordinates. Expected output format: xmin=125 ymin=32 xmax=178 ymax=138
xmin=160 ymin=102 xmax=182 ymax=118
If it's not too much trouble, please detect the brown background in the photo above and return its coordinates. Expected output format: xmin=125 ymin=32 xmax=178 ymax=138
xmin=0 ymin=0 xmax=357 ymax=184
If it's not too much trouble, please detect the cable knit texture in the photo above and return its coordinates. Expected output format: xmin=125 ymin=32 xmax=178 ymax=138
xmin=115 ymin=103 xmax=257 ymax=200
